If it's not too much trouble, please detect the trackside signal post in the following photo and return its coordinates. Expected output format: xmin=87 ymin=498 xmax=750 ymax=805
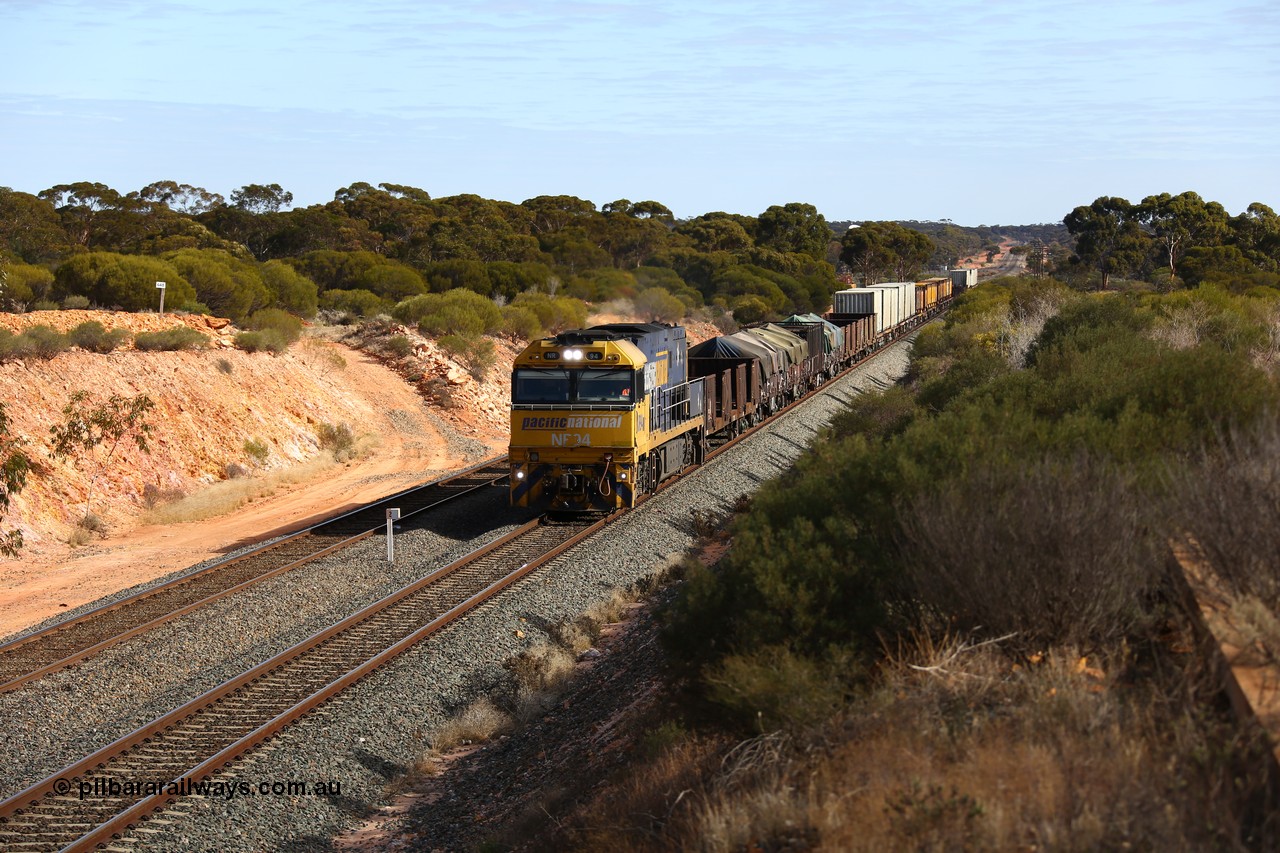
xmin=385 ymin=508 xmax=401 ymax=562
xmin=156 ymin=281 xmax=166 ymax=315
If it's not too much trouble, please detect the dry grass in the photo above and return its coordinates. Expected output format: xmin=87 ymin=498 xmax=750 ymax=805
xmin=141 ymin=431 xmax=377 ymax=525
xmin=141 ymin=456 xmax=337 ymax=524
xmin=429 ymin=697 xmax=512 ymax=754
xmin=551 ymin=632 xmax=1276 ymax=852
xmin=1175 ymin=417 xmax=1280 ymax=610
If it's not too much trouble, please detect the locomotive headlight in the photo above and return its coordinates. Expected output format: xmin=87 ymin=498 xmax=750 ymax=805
xmin=565 ymin=349 xmax=583 ymax=361
xmin=515 ymin=470 xmax=526 ymax=480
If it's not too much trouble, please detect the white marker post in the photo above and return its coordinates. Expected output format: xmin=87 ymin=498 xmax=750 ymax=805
xmin=385 ymin=508 xmax=401 ymax=562
xmin=156 ymin=281 xmax=166 ymax=315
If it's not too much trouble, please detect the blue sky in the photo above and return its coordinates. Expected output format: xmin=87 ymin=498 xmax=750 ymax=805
xmin=2 ymin=0 xmax=1276 ymax=225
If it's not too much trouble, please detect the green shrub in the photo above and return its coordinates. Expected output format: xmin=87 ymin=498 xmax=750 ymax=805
xmin=52 ymin=252 xmax=196 ymax=312
xmin=634 ymin=286 xmax=686 ymax=323
xmin=164 ymin=248 xmax=270 ymax=322
xmin=30 ymin=300 xmax=58 ymax=311
xmin=69 ymin=321 xmax=130 ymax=353
xmin=261 ymin=260 xmax=318 ymax=317
xmin=17 ymin=325 xmax=70 ymax=360
xmin=500 ymin=305 xmax=544 ymax=340
xmin=704 ymin=644 xmax=854 ymax=732
xmin=234 ymin=329 xmax=288 ymax=353
xmin=216 ymin=357 xmax=233 ymax=375
xmin=394 ymin=288 xmax=503 ymax=337
xmin=319 ymin=288 xmax=391 ymax=318
xmin=1 ymin=262 xmax=53 ymax=306
xmin=384 ymin=335 xmax=413 ymax=357
xmin=827 ymin=386 xmax=920 ymax=442
xmin=62 ymin=294 xmax=91 ymax=310
xmin=315 ymin=421 xmax=355 ymax=461
xmin=134 ymin=327 xmax=208 ymax=351
xmin=510 ymin=291 xmax=588 ymax=333
xmin=439 ymin=334 xmax=496 ymax=380
xmin=243 ymin=437 xmax=269 ymax=465
xmin=244 ymin=307 xmax=303 ymax=345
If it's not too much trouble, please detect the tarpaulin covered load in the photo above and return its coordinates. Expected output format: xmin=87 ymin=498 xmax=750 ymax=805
xmin=688 ymin=331 xmax=784 ymax=385
xmin=745 ymin=324 xmax=807 ymax=366
xmin=782 ymin=313 xmax=843 ymax=353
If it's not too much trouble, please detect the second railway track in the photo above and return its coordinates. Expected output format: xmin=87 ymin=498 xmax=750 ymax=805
xmin=0 ymin=514 xmax=607 ymax=852
xmin=0 ymin=457 xmax=511 ymax=693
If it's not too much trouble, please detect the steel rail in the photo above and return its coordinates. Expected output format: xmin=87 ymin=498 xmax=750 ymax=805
xmin=0 ymin=455 xmax=510 ymax=695
xmin=0 ymin=319 xmax=937 ymax=850
xmin=0 ymin=514 xmax=609 ymax=852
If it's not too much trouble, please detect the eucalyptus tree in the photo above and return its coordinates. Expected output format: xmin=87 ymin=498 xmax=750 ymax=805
xmin=1136 ymin=191 xmax=1228 ymax=276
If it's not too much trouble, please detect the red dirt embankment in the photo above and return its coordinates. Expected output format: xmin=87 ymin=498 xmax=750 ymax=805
xmin=0 ymin=311 xmax=509 ymax=637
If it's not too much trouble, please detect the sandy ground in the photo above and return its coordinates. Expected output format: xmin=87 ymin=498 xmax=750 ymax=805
xmin=0 ymin=348 xmax=505 ymax=640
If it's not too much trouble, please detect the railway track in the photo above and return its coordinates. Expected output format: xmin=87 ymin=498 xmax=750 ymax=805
xmin=0 ymin=514 xmax=606 ymax=852
xmin=0 ymin=457 xmax=510 ymax=694
xmin=0 ymin=328 xmax=931 ymax=851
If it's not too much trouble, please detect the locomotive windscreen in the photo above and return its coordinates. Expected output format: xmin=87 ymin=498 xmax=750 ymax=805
xmin=513 ymin=368 xmax=571 ymax=403
xmin=513 ymin=367 xmax=637 ymax=405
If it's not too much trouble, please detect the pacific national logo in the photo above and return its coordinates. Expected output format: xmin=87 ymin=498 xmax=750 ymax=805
xmin=520 ymin=415 xmax=623 ymax=430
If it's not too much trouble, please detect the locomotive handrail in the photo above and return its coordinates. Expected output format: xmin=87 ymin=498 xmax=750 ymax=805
xmin=511 ymin=402 xmax=636 ymax=411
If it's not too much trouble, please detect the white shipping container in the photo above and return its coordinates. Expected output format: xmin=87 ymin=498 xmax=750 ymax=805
xmin=866 ymin=284 xmax=905 ymax=331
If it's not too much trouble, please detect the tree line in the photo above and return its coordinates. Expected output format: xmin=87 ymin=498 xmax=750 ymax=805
xmin=1060 ymin=191 xmax=1280 ymax=290
xmin=0 ymin=181 xmax=889 ymax=325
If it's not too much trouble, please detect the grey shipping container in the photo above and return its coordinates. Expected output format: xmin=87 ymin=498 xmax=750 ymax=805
xmin=832 ymin=288 xmax=887 ymax=333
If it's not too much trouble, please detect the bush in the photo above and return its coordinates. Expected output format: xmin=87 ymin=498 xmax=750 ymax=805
xmin=315 ymin=421 xmax=355 ymax=461
xmin=319 ymin=288 xmax=391 ymax=318
xmin=52 ymin=252 xmax=196 ymax=313
xmin=439 ymin=334 xmax=496 ymax=380
xmin=510 ymin=291 xmax=588 ymax=333
xmin=383 ymin=335 xmax=413 ymax=357
xmin=142 ymin=483 xmax=186 ymax=509
xmin=394 ymin=288 xmax=503 ymax=337
xmin=243 ymin=437 xmax=270 ymax=466
xmin=164 ymin=248 xmax=270 ymax=322
xmin=62 ymin=294 xmax=91 ymax=310
xmin=134 ymin=327 xmax=208 ymax=351
xmin=234 ymin=329 xmax=289 ymax=353
xmin=704 ymin=644 xmax=854 ymax=732
xmin=1174 ymin=418 xmax=1280 ymax=608
xmin=899 ymin=455 xmax=1164 ymax=652
xmin=216 ymin=357 xmax=233 ymax=375
xmin=1 ymin=262 xmax=53 ymax=307
xmin=635 ymin=286 xmax=687 ymax=323
xmin=500 ymin=305 xmax=544 ymax=340
xmin=30 ymin=300 xmax=58 ymax=311
xmin=69 ymin=321 xmax=130 ymax=353
xmin=16 ymin=324 xmax=71 ymax=360
xmin=261 ymin=260 xmax=318 ymax=317
xmin=244 ymin=307 xmax=303 ymax=345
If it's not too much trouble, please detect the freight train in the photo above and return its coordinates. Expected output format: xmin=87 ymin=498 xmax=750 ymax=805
xmin=509 ymin=274 xmax=969 ymax=512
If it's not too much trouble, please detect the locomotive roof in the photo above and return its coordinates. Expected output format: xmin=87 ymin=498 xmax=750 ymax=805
xmin=552 ymin=323 xmax=682 ymax=346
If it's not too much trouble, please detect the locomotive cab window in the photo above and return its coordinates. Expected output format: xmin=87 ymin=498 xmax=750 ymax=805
xmin=576 ymin=368 xmax=635 ymax=403
xmin=513 ymin=367 xmax=637 ymax=405
xmin=513 ymin=368 xmax=571 ymax=403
